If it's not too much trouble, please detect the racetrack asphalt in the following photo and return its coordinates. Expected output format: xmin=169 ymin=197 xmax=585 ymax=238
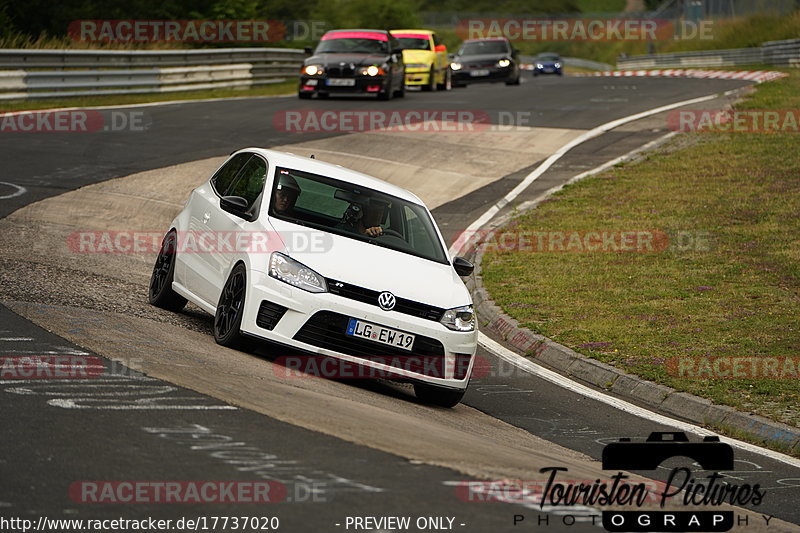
xmin=3 ymin=75 xmax=798 ymax=530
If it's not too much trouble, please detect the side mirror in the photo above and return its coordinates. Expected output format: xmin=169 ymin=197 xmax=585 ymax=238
xmin=304 ymin=46 xmax=313 ymax=55
xmin=512 ymin=48 xmax=520 ymax=55
xmin=220 ymin=195 xmax=249 ymax=218
xmin=453 ymin=256 xmax=474 ymax=277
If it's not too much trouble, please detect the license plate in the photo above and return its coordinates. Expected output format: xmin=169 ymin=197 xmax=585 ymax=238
xmin=327 ymin=78 xmax=355 ymax=86
xmin=346 ymin=319 xmax=415 ymax=351
xmin=470 ymin=69 xmax=490 ymax=77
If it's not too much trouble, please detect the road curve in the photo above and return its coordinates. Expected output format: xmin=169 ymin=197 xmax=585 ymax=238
xmin=4 ymin=76 xmax=797 ymax=531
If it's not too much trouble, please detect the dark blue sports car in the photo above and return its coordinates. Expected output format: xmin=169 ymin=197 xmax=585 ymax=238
xmin=533 ymin=53 xmax=563 ymax=76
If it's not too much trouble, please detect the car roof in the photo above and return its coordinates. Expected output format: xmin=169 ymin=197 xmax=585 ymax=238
xmin=239 ymin=148 xmax=425 ymax=205
xmin=325 ymin=29 xmax=390 ymax=35
xmin=391 ymin=29 xmax=434 ymax=35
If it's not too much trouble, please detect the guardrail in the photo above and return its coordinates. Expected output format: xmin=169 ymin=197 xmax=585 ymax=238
xmin=0 ymin=47 xmax=306 ymax=100
xmin=618 ymin=38 xmax=800 ymax=69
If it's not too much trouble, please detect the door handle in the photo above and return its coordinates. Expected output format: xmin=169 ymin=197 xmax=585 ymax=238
xmin=203 ymin=212 xmax=210 ymax=224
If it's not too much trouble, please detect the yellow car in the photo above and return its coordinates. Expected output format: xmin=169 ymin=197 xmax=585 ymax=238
xmin=390 ymin=29 xmax=451 ymax=91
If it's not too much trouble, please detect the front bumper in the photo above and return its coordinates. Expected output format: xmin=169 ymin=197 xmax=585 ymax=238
xmin=299 ymin=75 xmax=388 ymax=95
xmin=404 ymin=68 xmax=431 ymax=86
xmin=535 ymin=66 xmax=562 ymax=75
xmin=241 ymin=268 xmax=478 ymax=389
xmin=452 ymin=66 xmax=513 ymax=84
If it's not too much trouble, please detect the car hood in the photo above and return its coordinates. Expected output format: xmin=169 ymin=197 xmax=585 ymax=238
xmin=266 ymin=217 xmax=471 ymax=309
xmin=401 ymin=49 xmax=435 ymax=64
xmin=455 ymin=53 xmax=507 ymax=64
xmin=306 ymin=53 xmax=390 ymax=67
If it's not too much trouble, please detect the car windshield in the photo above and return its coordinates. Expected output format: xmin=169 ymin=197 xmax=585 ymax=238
xmin=269 ymin=167 xmax=448 ymax=264
xmin=396 ymin=37 xmax=430 ymax=50
xmin=316 ymin=37 xmax=387 ymax=54
xmin=459 ymin=41 xmax=508 ymax=56
xmin=538 ymin=54 xmax=560 ymax=61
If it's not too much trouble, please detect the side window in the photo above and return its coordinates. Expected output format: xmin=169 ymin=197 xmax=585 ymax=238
xmin=211 ymin=153 xmax=251 ymax=196
xmin=226 ymin=156 xmax=268 ymax=209
xmin=432 ymin=33 xmax=440 ymax=46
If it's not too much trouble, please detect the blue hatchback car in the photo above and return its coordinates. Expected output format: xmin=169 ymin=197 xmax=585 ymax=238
xmin=533 ymin=53 xmax=563 ymax=76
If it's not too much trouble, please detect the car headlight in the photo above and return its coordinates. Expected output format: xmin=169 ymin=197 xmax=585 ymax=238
xmin=359 ymin=65 xmax=385 ymax=76
xmin=497 ymin=59 xmax=511 ymax=67
xmin=536 ymin=63 xmax=544 ymax=69
xmin=554 ymin=62 xmax=562 ymax=68
xmin=450 ymin=62 xmax=462 ymax=71
xmin=440 ymin=305 xmax=475 ymax=332
xmin=303 ymin=65 xmax=324 ymax=76
xmin=269 ymin=252 xmax=327 ymax=293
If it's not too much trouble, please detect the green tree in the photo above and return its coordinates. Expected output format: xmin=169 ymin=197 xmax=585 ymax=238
xmin=313 ymin=0 xmax=421 ymax=30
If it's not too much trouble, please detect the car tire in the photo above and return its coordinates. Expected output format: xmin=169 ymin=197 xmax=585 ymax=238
xmin=148 ymin=230 xmax=187 ymax=312
xmin=317 ymin=92 xmax=330 ymax=99
xmin=422 ymin=66 xmax=436 ymax=91
xmin=533 ymin=71 xmax=539 ymax=77
xmin=437 ymin=68 xmax=452 ymax=91
xmin=298 ymin=92 xmax=312 ymax=99
xmin=394 ymin=76 xmax=406 ymax=98
xmin=413 ymin=382 xmax=467 ymax=407
xmin=214 ymin=263 xmax=250 ymax=349
xmin=506 ymin=73 xmax=521 ymax=86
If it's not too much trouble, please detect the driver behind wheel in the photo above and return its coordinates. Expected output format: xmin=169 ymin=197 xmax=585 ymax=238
xmin=273 ymin=173 xmax=300 ymax=215
xmin=340 ymin=199 xmax=385 ymax=237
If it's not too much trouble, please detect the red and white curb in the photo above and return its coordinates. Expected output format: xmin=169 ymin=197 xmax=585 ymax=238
xmin=577 ymin=69 xmax=787 ymax=83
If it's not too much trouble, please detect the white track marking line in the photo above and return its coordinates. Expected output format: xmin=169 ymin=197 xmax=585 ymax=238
xmin=0 ymin=182 xmax=27 ymax=200
xmin=511 ymin=131 xmax=678 ymax=215
xmin=449 ymin=89 xmax=740 ymax=257
xmin=479 ymin=333 xmax=800 ymax=469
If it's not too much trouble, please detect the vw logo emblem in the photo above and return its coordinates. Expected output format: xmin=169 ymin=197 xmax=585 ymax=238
xmin=378 ymin=292 xmax=396 ymax=311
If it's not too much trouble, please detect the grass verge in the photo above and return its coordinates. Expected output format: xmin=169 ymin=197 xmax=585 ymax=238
xmin=481 ymin=70 xmax=800 ymax=434
xmin=0 ymin=81 xmax=298 ymax=112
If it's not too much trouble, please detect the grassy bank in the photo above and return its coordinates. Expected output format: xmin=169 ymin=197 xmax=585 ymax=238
xmin=481 ymin=70 xmax=800 ymax=432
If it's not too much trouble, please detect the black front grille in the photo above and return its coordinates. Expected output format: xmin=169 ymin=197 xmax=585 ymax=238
xmin=326 ymin=278 xmax=445 ymax=322
xmin=327 ymin=65 xmax=356 ymax=77
xmin=256 ymin=300 xmax=287 ymax=330
xmin=294 ymin=311 xmax=445 ymax=361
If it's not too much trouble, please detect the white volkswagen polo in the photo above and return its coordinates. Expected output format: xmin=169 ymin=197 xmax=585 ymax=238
xmin=149 ymin=148 xmax=477 ymax=406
